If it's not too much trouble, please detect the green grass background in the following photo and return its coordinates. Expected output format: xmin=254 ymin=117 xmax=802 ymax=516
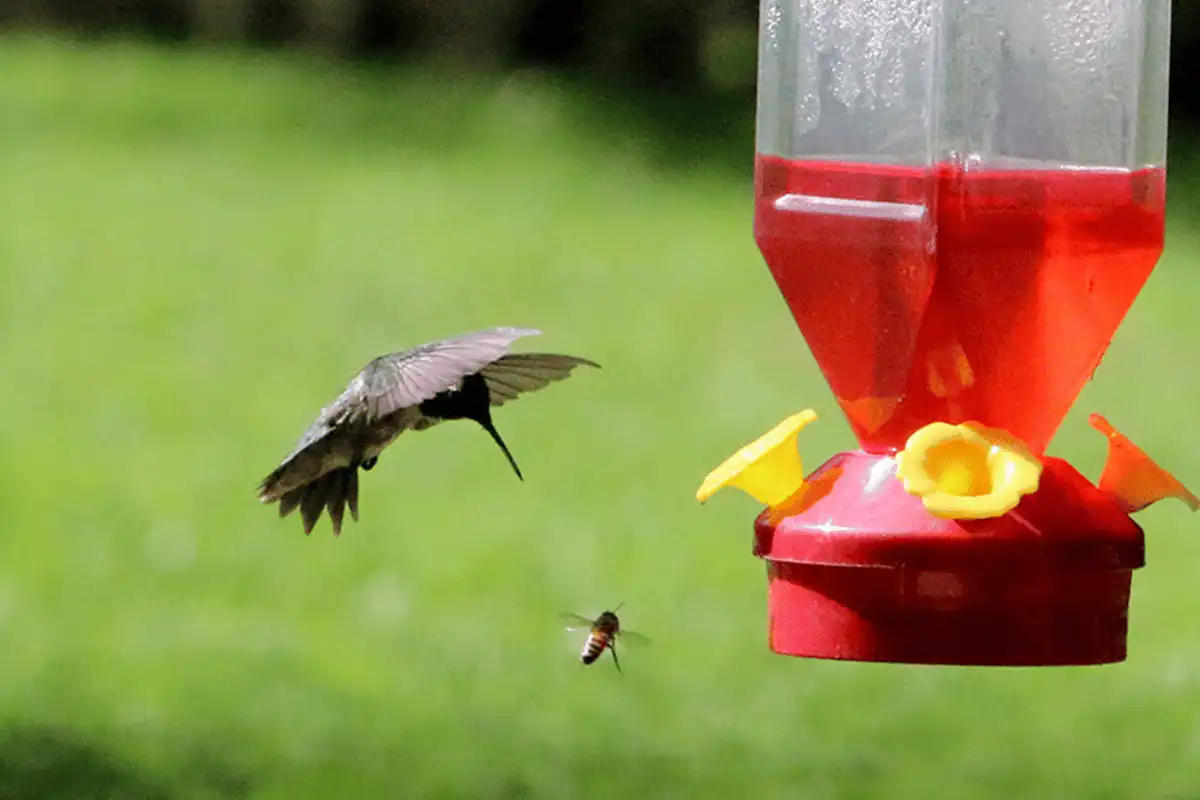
xmin=1 ymin=35 xmax=1199 ymax=799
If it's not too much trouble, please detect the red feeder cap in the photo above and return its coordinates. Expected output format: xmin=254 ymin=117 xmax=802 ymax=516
xmin=755 ymin=452 xmax=1144 ymax=666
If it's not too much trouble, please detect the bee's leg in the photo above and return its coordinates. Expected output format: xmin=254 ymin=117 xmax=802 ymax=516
xmin=609 ymin=645 xmax=622 ymax=674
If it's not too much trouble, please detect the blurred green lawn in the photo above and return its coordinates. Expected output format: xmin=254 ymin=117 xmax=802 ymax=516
xmin=1 ymin=35 xmax=1199 ymax=800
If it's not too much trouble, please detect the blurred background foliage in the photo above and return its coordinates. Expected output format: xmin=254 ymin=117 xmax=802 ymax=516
xmin=0 ymin=0 xmax=763 ymax=92
xmin=3 ymin=0 xmax=1197 ymax=142
xmin=3 ymin=0 xmax=1200 ymax=114
xmin=2 ymin=2 xmax=1200 ymax=800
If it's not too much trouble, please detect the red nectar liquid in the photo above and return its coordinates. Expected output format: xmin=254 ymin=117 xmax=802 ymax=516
xmin=754 ymin=156 xmax=1166 ymax=454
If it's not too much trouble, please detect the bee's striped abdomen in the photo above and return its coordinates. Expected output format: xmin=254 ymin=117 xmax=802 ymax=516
xmin=581 ymin=631 xmax=610 ymax=665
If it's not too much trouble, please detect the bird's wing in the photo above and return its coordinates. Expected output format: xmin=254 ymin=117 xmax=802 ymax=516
xmin=256 ymin=378 xmax=367 ymax=502
xmin=479 ymin=353 xmax=600 ymax=407
xmin=280 ymin=403 xmax=347 ymax=462
xmin=357 ymin=326 xmax=545 ymax=422
xmin=257 ymin=406 xmax=353 ymax=502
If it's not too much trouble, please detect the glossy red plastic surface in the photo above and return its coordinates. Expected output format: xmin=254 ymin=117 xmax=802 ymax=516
xmin=755 ymin=452 xmax=1145 ymax=665
xmin=754 ymin=157 xmax=1166 ymax=454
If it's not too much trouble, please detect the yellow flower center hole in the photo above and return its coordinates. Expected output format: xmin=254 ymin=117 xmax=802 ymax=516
xmin=924 ymin=439 xmax=992 ymax=497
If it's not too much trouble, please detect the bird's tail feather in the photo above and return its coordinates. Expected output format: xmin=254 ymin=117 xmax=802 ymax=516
xmin=277 ymin=468 xmax=361 ymax=536
xmin=278 ymin=486 xmax=303 ymax=518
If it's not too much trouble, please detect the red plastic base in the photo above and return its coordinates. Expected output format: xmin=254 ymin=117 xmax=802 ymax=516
xmin=756 ymin=452 xmax=1145 ymax=666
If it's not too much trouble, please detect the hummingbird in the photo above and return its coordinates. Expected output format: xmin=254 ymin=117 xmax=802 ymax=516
xmin=256 ymin=326 xmax=599 ymax=536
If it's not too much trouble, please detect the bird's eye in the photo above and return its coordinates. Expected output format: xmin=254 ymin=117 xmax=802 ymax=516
xmin=361 ymin=457 xmax=378 ymax=471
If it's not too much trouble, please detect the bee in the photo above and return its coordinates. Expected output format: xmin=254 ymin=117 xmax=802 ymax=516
xmin=561 ymin=603 xmax=649 ymax=673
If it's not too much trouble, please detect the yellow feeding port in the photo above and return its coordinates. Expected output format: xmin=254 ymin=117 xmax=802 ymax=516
xmin=696 ymin=409 xmax=818 ymax=508
xmin=894 ymin=421 xmax=1042 ymax=521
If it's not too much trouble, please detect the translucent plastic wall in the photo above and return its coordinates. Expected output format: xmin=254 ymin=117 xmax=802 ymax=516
xmin=755 ymin=0 xmax=1172 ymax=168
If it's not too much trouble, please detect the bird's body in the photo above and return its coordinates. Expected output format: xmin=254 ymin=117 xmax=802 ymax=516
xmin=257 ymin=327 xmax=598 ymax=536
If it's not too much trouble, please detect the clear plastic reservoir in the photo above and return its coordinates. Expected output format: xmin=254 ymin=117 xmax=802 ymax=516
xmin=754 ymin=0 xmax=1171 ymax=454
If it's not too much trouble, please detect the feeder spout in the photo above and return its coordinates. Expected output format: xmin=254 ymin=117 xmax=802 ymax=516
xmin=696 ymin=409 xmax=818 ymax=510
xmin=894 ymin=421 xmax=1043 ymax=520
xmin=1088 ymin=413 xmax=1199 ymax=513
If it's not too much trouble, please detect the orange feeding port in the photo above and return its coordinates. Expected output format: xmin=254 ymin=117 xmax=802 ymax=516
xmin=696 ymin=0 xmax=1193 ymax=666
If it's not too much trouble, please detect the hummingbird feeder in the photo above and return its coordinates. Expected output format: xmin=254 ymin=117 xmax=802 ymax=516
xmin=696 ymin=0 xmax=1195 ymax=666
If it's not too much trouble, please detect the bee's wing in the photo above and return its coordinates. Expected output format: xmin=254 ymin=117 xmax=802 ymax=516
xmin=616 ymin=629 xmax=651 ymax=647
xmin=559 ymin=612 xmax=596 ymax=632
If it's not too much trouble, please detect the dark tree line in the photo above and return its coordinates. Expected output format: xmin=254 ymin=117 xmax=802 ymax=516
xmin=0 ymin=0 xmax=1195 ymax=116
xmin=0 ymin=0 xmax=759 ymax=91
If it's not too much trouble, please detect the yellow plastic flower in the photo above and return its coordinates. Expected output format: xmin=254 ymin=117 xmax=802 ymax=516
xmin=696 ymin=409 xmax=818 ymax=508
xmin=894 ymin=421 xmax=1042 ymax=520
